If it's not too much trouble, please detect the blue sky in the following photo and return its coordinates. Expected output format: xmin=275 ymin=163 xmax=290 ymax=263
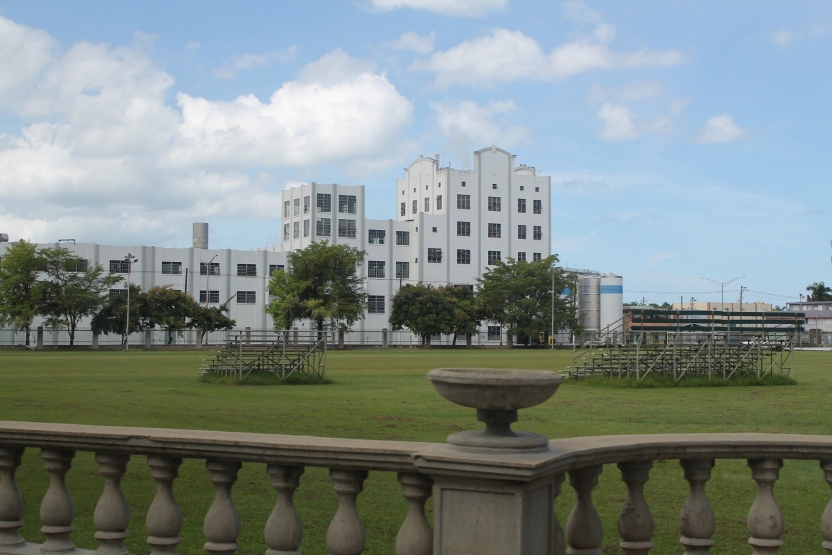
xmin=0 ymin=0 xmax=830 ymax=306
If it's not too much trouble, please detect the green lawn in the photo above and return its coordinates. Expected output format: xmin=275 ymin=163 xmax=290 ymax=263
xmin=1 ymin=349 xmax=831 ymax=554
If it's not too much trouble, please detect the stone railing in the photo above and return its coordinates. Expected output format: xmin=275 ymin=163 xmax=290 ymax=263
xmin=0 ymin=368 xmax=831 ymax=555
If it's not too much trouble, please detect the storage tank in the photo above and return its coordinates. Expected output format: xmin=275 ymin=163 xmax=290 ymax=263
xmin=193 ymin=223 xmax=208 ymax=249
xmin=599 ymin=274 xmax=624 ymax=330
xmin=580 ymin=275 xmax=600 ymax=331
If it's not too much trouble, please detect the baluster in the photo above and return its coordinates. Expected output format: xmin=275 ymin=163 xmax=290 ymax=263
xmin=40 ymin=449 xmax=76 ymax=553
xmin=679 ymin=459 xmax=715 ymax=555
xmin=204 ymin=460 xmax=242 ymax=555
xmin=146 ymin=456 xmax=183 ymax=555
xmin=553 ymin=473 xmax=566 ymax=555
xmin=821 ymin=461 xmax=832 ymax=554
xmin=618 ymin=461 xmax=654 ymax=555
xmin=326 ymin=469 xmax=368 ymax=555
xmin=565 ymin=464 xmax=603 ymax=555
xmin=0 ymin=447 xmax=25 ymax=548
xmin=747 ymin=459 xmax=784 ymax=555
xmin=94 ymin=453 xmax=131 ymax=555
xmin=395 ymin=473 xmax=433 ymax=555
xmin=265 ymin=465 xmax=304 ymax=555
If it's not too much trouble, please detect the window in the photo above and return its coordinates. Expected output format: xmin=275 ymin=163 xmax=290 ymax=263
xmin=438 ymin=182 xmax=441 ymax=188
xmin=303 ymin=196 xmax=310 ymax=214
xmin=368 ymin=229 xmax=386 ymax=245
xmin=338 ymin=219 xmax=356 ymax=238
xmin=237 ymin=264 xmax=257 ymax=277
xmin=533 ymin=253 xmax=542 ymax=261
xmin=316 ymin=218 xmax=331 ymax=237
xmin=402 ymin=190 xmax=405 ymax=195
xmin=432 ymin=227 xmax=437 ymax=232
xmin=424 ymin=197 xmax=429 ymax=211
xmin=396 ymin=231 xmax=410 ymax=245
xmin=200 ymin=290 xmax=220 ymax=304
xmin=109 ymin=289 xmax=127 ymax=298
xmin=457 ymin=249 xmax=471 ymax=264
xmin=368 ymin=295 xmax=385 ymax=314
xmin=487 ymin=196 xmax=501 ymax=211
xmin=492 ymin=183 xmax=497 ymax=189
xmin=457 ymin=221 xmax=471 ymax=236
xmin=109 ymin=260 xmax=131 ymax=274
xmin=533 ymin=200 xmax=542 ymax=214
xmin=518 ymin=225 xmax=527 ymax=240
xmin=237 ymin=291 xmax=256 ymax=304
xmin=488 ymin=326 xmax=501 ymax=340
xmin=425 ymin=185 xmax=428 ymax=190
xmin=520 ymin=186 xmax=524 ymax=191
xmin=303 ymin=219 xmax=310 ymax=237
xmin=487 ymin=251 xmax=501 ymax=265
xmin=368 ymin=261 xmax=385 ymax=278
xmin=283 ymin=201 xmax=290 ymax=218
xmin=293 ymin=221 xmax=300 ymax=239
xmin=200 ymin=262 xmax=220 ymax=275
xmin=461 ymin=181 xmax=466 ymax=187
xmin=283 ymin=224 xmax=289 ymax=241
xmin=457 ymin=194 xmax=470 ymax=209
xmin=317 ymin=193 xmax=331 ymax=212
xmin=535 ymin=186 xmax=539 ymax=192
xmin=428 ymin=248 xmax=442 ymax=263
xmin=338 ymin=194 xmax=357 ymax=214
xmin=415 ymin=257 xmax=418 ymax=263
xmin=517 ymin=252 xmax=527 ymax=262
xmin=68 ymin=259 xmax=88 ymax=272
xmin=533 ymin=226 xmax=542 ymax=240
xmin=412 ymin=200 xmax=418 ymax=214
xmin=293 ymin=198 xmax=300 ymax=216
xmin=518 ymin=199 xmax=526 ymax=213
xmin=396 ymin=261 xmax=409 ymax=279
xmin=269 ymin=264 xmax=285 ymax=275
xmin=436 ymin=195 xmax=442 ymax=210
xmin=400 ymin=202 xmax=406 ymax=217
xmin=488 ymin=223 xmax=501 ymax=238
xmin=161 ymin=261 xmax=182 ymax=275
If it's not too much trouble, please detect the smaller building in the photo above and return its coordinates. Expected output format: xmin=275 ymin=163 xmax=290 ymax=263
xmin=785 ymin=301 xmax=832 ymax=334
xmin=671 ymin=301 xmax=773 ymax=312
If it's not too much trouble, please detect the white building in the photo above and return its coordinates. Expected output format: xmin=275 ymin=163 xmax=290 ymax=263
xmin=0 ymin=146 xmax=622 ymax=345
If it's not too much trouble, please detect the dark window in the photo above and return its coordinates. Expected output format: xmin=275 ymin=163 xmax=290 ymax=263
xmin=200 ymin=290 xmax=220 ymax=303
xmin=68 ymin=259 xmax=88 ymax=272
xmin=488 ymin=326 xmax=501 ymax=340
xmin=368 ymin=261 xmax=385 ymax=278
xmin=457 ymin=249 xmax=471 ymax=264
xmin=303 ymin=219 xmax=310 ymax=237
xmin=533 ymin=199 xmax=542 ymax=214
xmin=520 ymin=185 xmax=524 ymax=191
xmin=303 ymin=196 xmax=310 ymax=214
xmin=518 ymin=225 xmax=527 ymax=239
xmin=396 ymin=261 xmax=409 ymax=279
xmin=269 ymin=264 xmax=285 ymax=275
xmin=396 ymin=231 xmax=410 ymax=245
xmin=428 ymin=248 xmax=442 ymax=263
xmin=492 ymin=183 xmax=497 ymax=189
xmin=293 ymin=221 xmax=299 ymax=239
xmin=533 ymin=226 xmax=542 ymax=240
xmin=457 ymin=194 xmax=470 ymax=209
xmin=368 ymin=229 xmax=386 ymax=245
xmin=517 ymin=252 xmax=526 ymax=262
xmin=237 ymin=291 xmax=256 ymax=304
xmin=487 ymin=197 xmax=501 ymax=211
xmin=161 ymin=261 xmax=182 ymax=275
xmin=457 ymin=221 xmax=471 ymax=236
xmin=535 ymin=186 xmax=539 ymax=192
xmin=109 ymin=289 xmax=127 ymax=298
xmin=518 ymin=199 xmax=526 ymax=213
xmin=533 ymin=253 xmax=542 ymax=261
xmin=316 ymin=218 xmax=331 ymax=237
xmin=338 ymin=219 xmax=356 ymax=238
xmin=339 ymin=195 xmax=357 ymax=214
xmin=400 ymin=202 xmax=406 ymax=216
xmin=488 ymin=223 xmax=501 ymax=238
xmin=200 ymin=262 xmax=220 ymax=276
xmin=461 ymin=181 xmax=466 ymax=187
xmin=436 ymin=195 xmax=442 ymax=210
xmin=283 ymin=201 xmax=290 ymax=218
xmin=432 ymin=227 xmax=437 ymax=232
xmin=293 ymin=198 xmax=300 ymax=216
xmin=317 ymin=193 xmax=331 ymax=212
xmin=237 ymin=264 xmax=257 ymax=277
xmin=109 ymin=260 xmax=131 ymax=274
xmin=424 ymin=197 xmax=429 ymax=211
xmin=368 ymin=295 xmax=385 ymax=314
xmin=412 ymin=200 xmax=417 ymax=214
xmin=284 ymin=224 xmax=289 ymax=241
xmin=487 ymin=251 xmax=501 ymax=265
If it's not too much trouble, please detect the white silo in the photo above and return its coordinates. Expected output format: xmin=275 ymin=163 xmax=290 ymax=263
xmin=599 ymin=274 xmax=624 ymax=330
xmin=580 ymin=275 xmax=600 ymax=331
xmin=193 ymin=223 xmax=209 ymax=249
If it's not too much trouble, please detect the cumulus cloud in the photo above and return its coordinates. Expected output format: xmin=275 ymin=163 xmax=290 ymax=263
xmin=0 ymin=16 xmax=413 ymax=245
xmin=596 ymin=102 xmax=672 ymax=141
xmin=431 ymin=99 xmax=528 ymax=161
xmin=695 ymin=114 xmax=747 ymax=144
xmin=212 ymin=46 xmax=297 ymax=79
xmin=367 ymin=0 xmax=506 ymax=17
xmin=390 ymin=31 xmax=435 ymax=55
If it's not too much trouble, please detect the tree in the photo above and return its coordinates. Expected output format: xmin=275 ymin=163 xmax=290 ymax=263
xmin=190 ymin=298 xmax=237 ymax=344
xmin=145 ymin=286 xmax=200 ymax=344
xmin=266 ymin=241 xmax=366 ymax=333
xmin=806 ymin=282 xmax=832 ymax=301
xmin=0 ymin=240 xmax=42 ymax=345
xmin=390 ymin=283 xmax=453 ymax=345
xmin=476 ymin=255 xmax=579 ymax=345
xmin=39 ymin=247 xmax=121 ymax=346
xmin=440 ymin=285 xmax=484 ymax=345
xmin=90 ymin=284 xmax=150 ymax=345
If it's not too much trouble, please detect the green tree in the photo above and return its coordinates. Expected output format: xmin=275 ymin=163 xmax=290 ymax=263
xmin=476 ymin=255 xmax=578 ymax=345
xmin=806 ymin=281 xmax=832 ymax=301
xmin=266 ymin=241 xmax=366 ymax=333
xmin=39 ymin=247 xmax=121 ymax=346
xmin=145 ymin=286 xmax=200 ymax=344
xmin=90 ymin=284 xmax=150 ymax=345
xmin=440 ymin=285 xmax=484 ymax=345
xmin=390 ymin=283 xmax=453 ymax=345
xmin=189 ymin=297 xmax=237 ymax=344
xmin=0 ymin=240 xmax=42 ymax=345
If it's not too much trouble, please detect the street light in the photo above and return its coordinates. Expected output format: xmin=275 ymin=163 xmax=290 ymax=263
xmin=701 ymin=276 xmax=744 ymax=310
xmin=124 ymin=253 xmax=138 ymax=351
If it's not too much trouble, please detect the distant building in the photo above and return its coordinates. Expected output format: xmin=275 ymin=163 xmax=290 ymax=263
xmin=671 ymin=301 xmax=774 ymax=312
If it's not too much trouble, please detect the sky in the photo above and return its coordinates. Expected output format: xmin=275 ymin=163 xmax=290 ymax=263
xmin=0 ymin=0 xmax=830 ymax=306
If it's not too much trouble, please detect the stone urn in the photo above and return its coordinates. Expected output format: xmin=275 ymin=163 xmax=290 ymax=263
xmin=427 ymin=368 xmax=562 ymax=452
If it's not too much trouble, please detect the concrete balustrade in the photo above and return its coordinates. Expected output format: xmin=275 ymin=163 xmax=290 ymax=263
xmin=5 ymin=370 xmax=832 ymax=554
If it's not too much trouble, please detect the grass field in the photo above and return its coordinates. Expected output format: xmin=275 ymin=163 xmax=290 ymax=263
xmin=1 ymin=348 xmax=831 ymax=554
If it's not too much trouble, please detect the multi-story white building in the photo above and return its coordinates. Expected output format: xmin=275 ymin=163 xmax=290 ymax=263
xmin=1 ymin=146 xmax=620 ymax=345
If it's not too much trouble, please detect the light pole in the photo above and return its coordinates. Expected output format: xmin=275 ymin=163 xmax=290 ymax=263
xmin=701 ymin=276 xmax=744 ymax=311
xmin=124 ymin=253 xmax=138 ymax=351
xmin=550 ymin=270 xmax=555 ymax=350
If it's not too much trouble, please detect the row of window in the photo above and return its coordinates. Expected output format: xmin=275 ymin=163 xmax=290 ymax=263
xmin=399 ymin=196 xmax=544 ymax=215
xmin=283 ymin=194 xmax=358 ymax=217
xmin=365 ymin=251 xmax=542 ymax=271
xmin=113 ymin=261 xmax=287 ymax=277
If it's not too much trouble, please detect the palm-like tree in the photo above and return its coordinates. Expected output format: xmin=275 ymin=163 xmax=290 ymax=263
xmin=806 ymin=281 xmax=832 ymax=301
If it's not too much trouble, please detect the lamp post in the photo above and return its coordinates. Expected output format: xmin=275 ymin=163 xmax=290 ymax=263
xmin=701 ymin=276 xmax=744 ymax=311
xmin=124 ymin=253 xmax=138 ymax=351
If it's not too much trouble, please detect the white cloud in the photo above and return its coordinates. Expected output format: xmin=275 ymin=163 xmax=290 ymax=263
xmin=390 ymin=31 xmax=435 ymax=55
xmin=767 ymin=26 xmax=828 ymax=48
xmin=367 ymin=0 xmax=505 ymax=17
xmin=411 ymin=28 xmax=685 ymax=86
xmin=212 ymin=46 xmax=297 ymax=79
xmin=596 ymin=102 xmax=672 ymax=141
xmin=296 ymin=48 xmax=377 ymax=84
xmin=695 ymin=114 xmax=747 ymax=144
xmin=432 ymin=99 xmax=528 ymax=161
xmin=588 ymin=80 xmax=665 ymax=104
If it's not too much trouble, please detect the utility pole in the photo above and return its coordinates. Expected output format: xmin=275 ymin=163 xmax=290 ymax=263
xmin=739 ymin=286 xmax=748 ymax=312
xmin=124 ymin=253 xmax=138 ymax=351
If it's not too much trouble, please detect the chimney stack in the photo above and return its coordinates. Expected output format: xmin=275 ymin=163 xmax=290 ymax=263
xmin=193 ymin=223 xmax=208 ymax=249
